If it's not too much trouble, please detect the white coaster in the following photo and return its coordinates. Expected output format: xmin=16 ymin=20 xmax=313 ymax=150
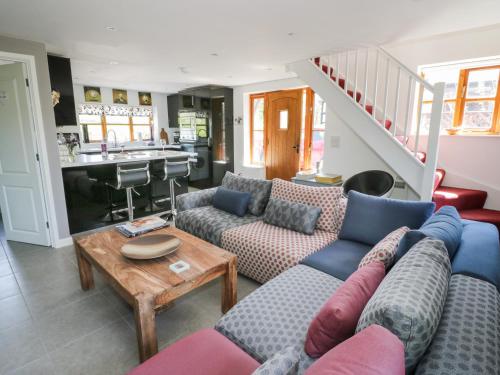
xmin=169 ymin=260 xmax=190 ymax=274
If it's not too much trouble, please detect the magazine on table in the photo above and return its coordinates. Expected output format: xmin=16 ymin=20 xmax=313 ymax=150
xmin=116 ymin=216 xmax=169 ymax=238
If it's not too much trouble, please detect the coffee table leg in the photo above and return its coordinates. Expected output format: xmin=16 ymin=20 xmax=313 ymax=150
xmin=75 ymin=243 xmax=94 ymax=290
xmin=222 ymin=256 xmax=237 ymax=313
xmin=134 ymin=293 xmax=158 ymax=363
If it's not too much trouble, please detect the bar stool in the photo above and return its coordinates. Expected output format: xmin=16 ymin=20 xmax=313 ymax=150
xmin=106 ymin=161 xmax=151 ymax=222
xmin=152 ymin=156 xmax=190 ymax=222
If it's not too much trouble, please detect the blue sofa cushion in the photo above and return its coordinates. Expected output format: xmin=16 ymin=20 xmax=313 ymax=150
xmin=452 ymin=220 xmax=500 ymax=290
xmin=300 ymin=240 xmax=372 ymax=281
xmin=339 ymin=191 xmax=435 ymax=245
xmin=395 ymin=206 xmax=463 ymax=261
xmin=263 ymin=198 xmax=322 ymax=235
xmin=213 ymin=187 xmax=251 ymax=217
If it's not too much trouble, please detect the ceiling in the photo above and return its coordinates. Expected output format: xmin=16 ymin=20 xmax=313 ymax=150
xmin=0 ymin=0 xmax=499 ymax=93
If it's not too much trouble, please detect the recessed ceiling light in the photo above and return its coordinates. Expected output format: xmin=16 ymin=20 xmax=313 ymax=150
xmin=210 ymin=53 xmax=219 ymax=57
xmin=109 ymin=61 xmax=119 ymax=65
xmin=89 ymin=70 xmax=96 ymax=73
xmin=287 ymin=32 xmax=295 ymax=37
xmin=179 ymin=67 xmax=189 ymax=74
xmin=105 ymin=26 xmax=117 ymax=31
xmin=265 ymin=67 xmax=273 ymax=71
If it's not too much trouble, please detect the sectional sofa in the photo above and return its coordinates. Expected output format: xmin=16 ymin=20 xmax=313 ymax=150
xmin=131 ymin=172 xmax=500 ymax=374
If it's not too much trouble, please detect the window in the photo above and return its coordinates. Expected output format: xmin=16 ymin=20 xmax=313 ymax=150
xmin=311 ymin=93 xmax=326 ymax=168
xmin=78 ymin=104 xmax=153 ymax=143
xmin=250 ymin=94 xmax=265 ymax=164
xmin=420 ymin=62 xmax=500 ymax=134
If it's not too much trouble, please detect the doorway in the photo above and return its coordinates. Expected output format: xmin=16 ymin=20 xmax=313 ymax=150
xmin=0 ymin=59 xmax=51 ymax=246
xmin=265 ymin=89 xmax=303 ymax=180
xmin=249 ymin=88 xmax=326 ymax=181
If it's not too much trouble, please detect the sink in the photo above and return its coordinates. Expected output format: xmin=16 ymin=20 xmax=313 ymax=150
xmin=109 ymin=153 xmax=129 ymax=160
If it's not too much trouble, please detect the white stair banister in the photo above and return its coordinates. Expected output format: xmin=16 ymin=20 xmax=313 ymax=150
xmin=298 ymin=46 xmax=444 ymax=200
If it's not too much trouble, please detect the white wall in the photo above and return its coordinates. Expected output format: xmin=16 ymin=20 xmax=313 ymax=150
xmin=71 ymin=84 xmax=172 ymax=143
xmin=384 ymin=25 xmax=500 ymax=209
xmin=0 ymin=35 xmax=70 ymax=245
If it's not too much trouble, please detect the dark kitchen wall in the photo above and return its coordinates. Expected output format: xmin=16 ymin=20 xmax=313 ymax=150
xmin=47 ymin=55 xmax=76 ymax=126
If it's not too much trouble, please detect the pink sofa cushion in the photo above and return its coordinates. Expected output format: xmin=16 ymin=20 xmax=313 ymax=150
xmin=305 ymin=262 xmax=385 ymax=358
xmin=221 ymin=221 xmax=337 ymax=283
xmin=358 ymin=226 xmax=409 ymax=269
xmin=305 ymin=325 xmax=405 ymax=375
xmin=127 ymin=328 xmax=259 ymax=375
xmin=270 ymin=178 xmax=347 ymax=233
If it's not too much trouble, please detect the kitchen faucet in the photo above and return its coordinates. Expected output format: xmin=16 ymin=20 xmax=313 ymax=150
xmin=106 ymin=129 xmax=118 ymax=149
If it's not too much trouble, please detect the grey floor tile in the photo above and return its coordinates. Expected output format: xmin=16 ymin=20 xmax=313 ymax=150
xmin=49 ymin=319 xmax=139 ymax=375
xmin=34 ymin=293 xmax=122 ymax=352
xmin=0 ymin=294 xmax=32 ymax=331
xmin=6 ymin=356 xmax=56 ymax=375
xmin=0 ymin=274 xmax=21 ymax=300
xmin=23 ymin=274 xmax=100 ymax=318
xmin=0 ymin=258 xmax=13 ymax=277
xmin=14 ymin=257 xmax=78 ymax=294
xmin=0 ymin=321 xmax=46 ymax=374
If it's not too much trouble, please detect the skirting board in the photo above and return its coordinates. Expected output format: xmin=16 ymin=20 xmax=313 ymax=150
xmin=53 ymin=236 xmax=73 ymax=248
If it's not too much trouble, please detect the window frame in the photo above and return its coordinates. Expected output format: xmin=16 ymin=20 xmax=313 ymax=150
xmin=78 ymin=106 xmax=153 ymax=144
xmin=249 ymin=93 xmax=266 ymax=165
xmin=422 ymin=64 xmax=500 ymax=134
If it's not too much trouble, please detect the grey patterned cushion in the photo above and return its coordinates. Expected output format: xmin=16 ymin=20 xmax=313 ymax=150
xmin=176 ymin=187 xmax=217 ymax=212
xmin=222 ymin=172 xmax=272 ymax=216
xmin=356 ymin=237 xmax=451 ymax=372
xmin=215 ymin=265 xmax=343 ymax=362
xmin=252 ymin=346 xmax=300 ymax=375
xmin=175 ymin=206 xmax=261 ymax=246
xmin=416 ymin=275 xmax=500 ymax=375
xmin=263 ymin=198 xmax=321 ymax=235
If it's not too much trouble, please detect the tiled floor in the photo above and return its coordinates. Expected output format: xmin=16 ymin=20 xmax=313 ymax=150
xmin=0 ymin=222 xmax=259 ymax=375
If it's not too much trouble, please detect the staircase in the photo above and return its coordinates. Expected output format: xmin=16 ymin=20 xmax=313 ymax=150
xmin=287 ymin=47 xmax=445 ymax=201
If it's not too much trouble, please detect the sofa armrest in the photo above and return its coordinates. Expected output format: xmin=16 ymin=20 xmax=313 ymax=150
xmin=176 ymin=187 xmax=218 ymax=212
xmin=452 ymin=219 xmax=500 ymax=290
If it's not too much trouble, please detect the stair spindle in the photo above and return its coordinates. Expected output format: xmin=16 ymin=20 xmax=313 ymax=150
xmin=372 ymin=50 xmax=380 ymax=119
xmin=345 ymin=51 xmax=349 ymax=94
xmin=336 ymin=53 xmax=340 ymax=88
xmin=382 ymin=57 xmax=391 ymax=131
xmin=362 ymin=49 xmax=369 ymax=110
xmin=403 ymin=76 xmax=413 ymax=142
xmin=414 ymin=81 xmax=425 ymax=158
xmin=392 ymin=67 xmax=402 ymax=136
xmin=354 ymin=50 xmax=359 ymax=105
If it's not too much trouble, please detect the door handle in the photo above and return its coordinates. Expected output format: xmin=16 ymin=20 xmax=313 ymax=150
xmin=292 ymin=144 xmax=300 ymax=154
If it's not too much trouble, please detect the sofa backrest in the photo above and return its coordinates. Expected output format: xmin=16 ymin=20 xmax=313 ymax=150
xmin=221 ymin=172 xmax=272 ymax=216
xmin=269 ymin=178 xmax=347 ymax=233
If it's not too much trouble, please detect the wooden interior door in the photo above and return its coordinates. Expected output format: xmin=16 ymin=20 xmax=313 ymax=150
xmin=265 ymin=89 xmax=302 ymax=180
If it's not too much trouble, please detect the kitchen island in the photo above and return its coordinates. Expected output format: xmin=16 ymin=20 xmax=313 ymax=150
xmin=62 ymin=150 xmax=196 ymax=234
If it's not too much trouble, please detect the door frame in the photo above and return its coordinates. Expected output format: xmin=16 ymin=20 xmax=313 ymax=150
xmin=0 ymin=51 xmax=56 ymax=246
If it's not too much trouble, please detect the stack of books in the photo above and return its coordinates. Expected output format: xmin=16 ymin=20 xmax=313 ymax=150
xmin=315 ymin=173 xmax=342 ymax=184
xmin=295 ymin=170 xmax=317 ymax=181
xmin=116 ymin=216 xmax=169 ymax=238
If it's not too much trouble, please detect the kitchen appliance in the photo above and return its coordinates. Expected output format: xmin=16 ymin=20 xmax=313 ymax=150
xmin=178 ymin=111 xmax=209 ymax=144
xmin=182 ymin=143 xmax=210 ymax=181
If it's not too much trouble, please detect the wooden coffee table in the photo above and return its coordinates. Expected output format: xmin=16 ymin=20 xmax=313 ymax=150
xmin=73 ymin=226 xmax=237 ymax=362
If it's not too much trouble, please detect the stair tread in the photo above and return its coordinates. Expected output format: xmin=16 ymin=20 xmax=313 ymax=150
xmin=460 ymin=208 xmax=500 ymax=230
xmin=433 ymin=186 xmax=488 ymax=211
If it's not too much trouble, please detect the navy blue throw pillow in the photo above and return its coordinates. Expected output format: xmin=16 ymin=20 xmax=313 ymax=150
xmin=339 ymin=191 xmax=435 ymax=246
xmin=213 ymin=187 xmax=251 ymax=217
xmin=395 ymin=205 xmax=463 ymax=261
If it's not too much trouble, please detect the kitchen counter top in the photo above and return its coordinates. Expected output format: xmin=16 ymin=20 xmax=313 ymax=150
xmin=61 ymin=150 xmax=196 ymax=169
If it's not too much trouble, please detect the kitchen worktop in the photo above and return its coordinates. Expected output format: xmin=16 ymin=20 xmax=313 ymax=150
xmin=60 ymin=150 xmax=196 ymax=168
xmin=79 ymin=144 xmax=182 ymax=154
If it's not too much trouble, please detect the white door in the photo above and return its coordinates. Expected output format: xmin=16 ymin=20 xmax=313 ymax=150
xmin=0 ymin=61 xmax=50 ymax=246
